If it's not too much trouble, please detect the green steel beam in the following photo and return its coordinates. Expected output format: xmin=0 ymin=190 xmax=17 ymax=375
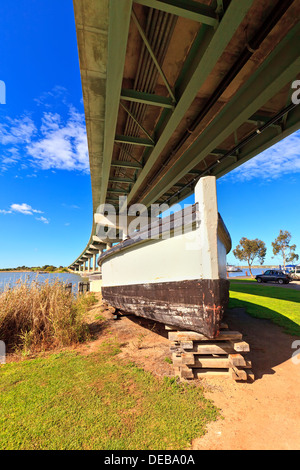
xmin=140 ymin=25 xmax=300 ymax=206
xmin=121 ymin=89 xmax=175 ymax=109
xmin=215 ymin=0 xmax=224 ymax=16
xmin=124 ymin=0 xmax=254 ymax=207
xmin=114 ymin=142 xmax=144 ymax=166
xmin=109 ymin=176 xmax=135 ymax=184
xmin=132 ymin=9 xmax=176 ymax=102
xmin=115 ymin=135 xmax=154 ymax=147
xmin=101 ymin=0 xmax=133 ymax=205
xmin=119 ymin=101 xmax=155 ymax=143
xmin=107 ymin=188 xmax=129 ymax=194
xmin=134 ymin=0 xmax=218 ymax=27
xmin=212 ymin=104 xmax=300 ymax=179
xmin=111 ymin=160 xmax=143 ymax=169
xmin=105 ymin=194 xmax=120 ymax=200
xmin=247 ymin=114 xmax=282 ymax=128
xmin=209 ymin=149 xmax=228 ymax=156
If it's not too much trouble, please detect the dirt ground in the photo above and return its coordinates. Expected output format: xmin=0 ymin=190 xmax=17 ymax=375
xmin=82 ymin=295 xmax=300 ymax=450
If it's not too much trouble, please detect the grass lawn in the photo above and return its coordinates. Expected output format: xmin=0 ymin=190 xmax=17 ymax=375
xmin=0 ymin=341 xmax=218 ymax=450
xmin=229 ymin=281 xmax=300 ymax=336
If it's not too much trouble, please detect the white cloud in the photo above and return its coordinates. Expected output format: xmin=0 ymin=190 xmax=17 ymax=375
xmin=0 ymin=89 xmax=89 ymax=173
xmin=27 ymin=107 xmax=89 ymax=172
xmin=62 ymin=203 xmax=80 ymax=209
xmin=10 ymin=203 xmax=43 ymax=215
xmin=36 ymin=216 xmax=49 ymax=224
xmin=0 ymin=203 xmax=48 ymax=224
xmin=226 ymin=130 xmax=300 ymax=182
xmin=0 ymin=209 xmax=12 ymax=214
xmin=0 ymin=115 xmax=36 ymax=146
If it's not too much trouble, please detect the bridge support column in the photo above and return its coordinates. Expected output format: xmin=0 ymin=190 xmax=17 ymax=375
xmin=92 ymin=254 xmax=96 ymax=272
xmin=98 ymin=248 xmax=103 ymax=272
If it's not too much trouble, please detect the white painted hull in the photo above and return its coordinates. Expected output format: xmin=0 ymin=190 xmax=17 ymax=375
xmin=98 ymin=177 xmax=231 ymax=338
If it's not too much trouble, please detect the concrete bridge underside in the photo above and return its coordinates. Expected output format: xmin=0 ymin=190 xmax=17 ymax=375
xmin=69 ymin=0 xmax=300 ymax=271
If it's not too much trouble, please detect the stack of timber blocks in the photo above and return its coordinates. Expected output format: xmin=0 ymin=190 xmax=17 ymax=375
xmin=168 ymin=323 xmax=254 ymax=382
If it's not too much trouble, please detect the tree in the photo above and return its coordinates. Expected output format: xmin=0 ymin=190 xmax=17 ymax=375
xmin=233 ymin=237 xmax=267 ymax=278
xmin=272 ymin=230 xmax=299 ymax=270
xmin=45 ymin=265 xmax=57 ymax=272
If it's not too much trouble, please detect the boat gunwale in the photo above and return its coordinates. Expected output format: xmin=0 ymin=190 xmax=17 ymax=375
xmin=98 ymin=204 xmax=231 ymax=266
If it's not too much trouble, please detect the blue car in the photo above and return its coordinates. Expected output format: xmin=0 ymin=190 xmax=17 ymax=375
xmin=256 ymin=270 xmax=291 ymax=284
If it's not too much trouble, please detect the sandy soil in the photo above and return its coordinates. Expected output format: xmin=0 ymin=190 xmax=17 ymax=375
xmin=81 ymin=295 xmax=300 ymax=450
xmin=192 ymin=308 xmax=300 ymax=450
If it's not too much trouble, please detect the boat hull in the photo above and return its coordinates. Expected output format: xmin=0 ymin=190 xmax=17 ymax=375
xmin=102 ymin=278 xmax=229 ymax=339
xmin=98 ymin=177 xmax=231 ymax=339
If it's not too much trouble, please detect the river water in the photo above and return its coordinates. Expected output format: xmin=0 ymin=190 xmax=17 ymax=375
xmin=227 ymin=267 xmax=267 ymax=278
xmin=0 ymin=272 xmax=86 ymax=292
xmin=0 ymin=267 xmax=266 ymax=291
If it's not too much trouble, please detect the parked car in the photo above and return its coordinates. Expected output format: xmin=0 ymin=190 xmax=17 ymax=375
xmin=289 ymin=266 xmax=300 ymax=280
xmin=255 ymin=270 xmax=291 ymax=284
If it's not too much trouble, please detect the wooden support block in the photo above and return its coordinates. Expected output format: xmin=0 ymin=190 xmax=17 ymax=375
xmin=172 ymin=352 xmax=195 ymax=366
xmin=174 ymin=354 xmax=249 ymax=369
xmin=181 ymin=341 xmax=194 ymax=350
xmin=168 ymin=330 xmax=243 ymax=342
xmin=247 ymin=370 xmax=255 ymax=381
xmin=165 ymin=325 xmax=177 ymax=331
xmin=231 ymin=340 xmax=250 ymax=352
xmin=179 ymin=365 xmax=194 ymax=380
xmin=169 ymin=341 xmax=181 ymax=352
xmin=193 ymin=357 xmax=232 ymax=368
xmin=192 ymin=341 xmax=235 ymax=355
xmin=228 ymin=353 xmax=247 ymax=367
xmin=166 ymin=322 xmax=228 ymax=331
xmin=169 ymin=327 xmax=253 ymax=382
xmin=194 ymin=369 xmax=231 ymax=379
xmin=229 ymin=367 xmax=247 ymax=381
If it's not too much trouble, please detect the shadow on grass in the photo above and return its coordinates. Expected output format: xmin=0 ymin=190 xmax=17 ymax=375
xmin=228 ymin=298 xmax=300 ymax=336
xmin=230 ymin=281 xmax=300 ymax=304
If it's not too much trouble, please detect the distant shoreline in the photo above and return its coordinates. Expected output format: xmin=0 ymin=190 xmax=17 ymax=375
xmin=0 ymin=270 xmax=75 ymax=274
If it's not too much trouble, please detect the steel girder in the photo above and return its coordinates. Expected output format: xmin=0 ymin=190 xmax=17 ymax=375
xmin=139 ymin=23 xmax=300 ymax=206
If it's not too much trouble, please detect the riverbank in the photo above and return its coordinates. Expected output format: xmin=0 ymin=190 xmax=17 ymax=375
xmin=1 ymin=282 xmax=300 ymax=449
xmin=0 ymin=271 xmax=83 ymax=291
xmin=0 ymin=293 xmax=218 ymax=450
xmin=0 ymin=277 xmax=97 ymax=354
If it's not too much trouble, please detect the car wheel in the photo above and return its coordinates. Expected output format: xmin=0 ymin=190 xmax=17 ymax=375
xmin=278 ymin=279 xmax=284 ymax=285
xmin=257 ymin=277 xmax=262 ymax=283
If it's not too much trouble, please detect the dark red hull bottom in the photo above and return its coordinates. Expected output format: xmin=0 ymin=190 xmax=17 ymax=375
xmin=102 ymin=279 xmax=230 ymax=339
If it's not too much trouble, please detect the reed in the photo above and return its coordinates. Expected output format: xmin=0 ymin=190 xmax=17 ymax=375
xmin=0 ymin=277 xmax=94 ymax=353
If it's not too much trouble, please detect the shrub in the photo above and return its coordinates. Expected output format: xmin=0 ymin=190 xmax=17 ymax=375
xmin=0 ymin=278 xmax=94 ymax=353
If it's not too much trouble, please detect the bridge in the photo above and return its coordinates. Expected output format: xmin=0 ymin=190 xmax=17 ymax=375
xmin=69 ymin=0 xmax=300 ymax=273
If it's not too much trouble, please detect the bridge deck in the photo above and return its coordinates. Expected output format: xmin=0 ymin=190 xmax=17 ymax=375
xmin=70 ymin=0 xmax=300 ymax=268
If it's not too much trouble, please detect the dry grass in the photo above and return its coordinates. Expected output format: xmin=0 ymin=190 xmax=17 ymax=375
xmin=0 ymin=278 xmax=95 ymax=353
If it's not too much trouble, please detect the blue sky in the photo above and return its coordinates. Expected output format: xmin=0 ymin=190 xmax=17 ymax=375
xmin=0 ymin=1 xmax=299 ymax=268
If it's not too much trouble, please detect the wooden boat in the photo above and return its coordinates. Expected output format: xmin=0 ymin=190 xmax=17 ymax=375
xmin=98 ymin=177 xmax=231 ymax=339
